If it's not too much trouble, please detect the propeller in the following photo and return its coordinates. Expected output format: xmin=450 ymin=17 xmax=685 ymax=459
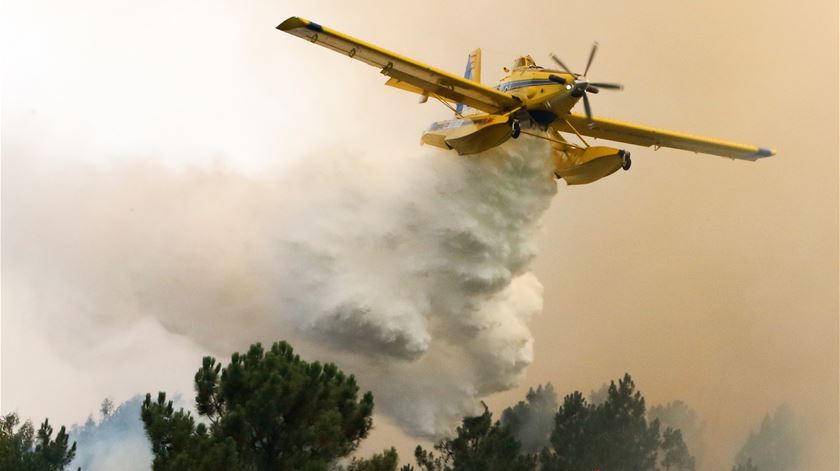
xmin=550 ymin=42 xmax=623 ymax=125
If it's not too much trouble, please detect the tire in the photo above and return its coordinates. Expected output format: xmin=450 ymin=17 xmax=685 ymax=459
xmin=511 ymin=120 xmax=521 ymax=139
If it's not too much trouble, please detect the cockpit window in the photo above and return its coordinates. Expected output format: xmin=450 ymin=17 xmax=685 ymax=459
xmin=512 ymin=55 xmax=538 ymax=69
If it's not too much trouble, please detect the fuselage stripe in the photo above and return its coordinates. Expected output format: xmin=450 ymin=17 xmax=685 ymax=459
xmin=495 ymin=79 xmax=557 ymax=91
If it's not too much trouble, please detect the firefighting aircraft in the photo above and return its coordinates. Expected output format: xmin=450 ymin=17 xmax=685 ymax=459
xmin=277 ymin=17 xmax=775 ymax=185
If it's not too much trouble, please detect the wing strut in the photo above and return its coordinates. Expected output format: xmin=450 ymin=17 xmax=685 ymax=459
xmin=561 ymin=119 xmax=590 ymax=147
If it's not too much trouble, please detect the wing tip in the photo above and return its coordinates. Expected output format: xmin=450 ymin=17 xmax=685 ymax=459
xmin=277 ymin=16 xmax=321 ymax=32
xmin=755 ymin=147 xmax=776 ymax=158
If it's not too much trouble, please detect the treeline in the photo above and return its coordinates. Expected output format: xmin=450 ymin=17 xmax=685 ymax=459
xmin=1 ymin=340 xmax=788 ymax=470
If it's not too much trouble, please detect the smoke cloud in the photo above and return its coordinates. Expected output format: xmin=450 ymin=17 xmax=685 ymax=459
xmin=4 ymin=138 xmax=556 ymax=437
xmin=69 ymin=397 xmax=153 ymax=471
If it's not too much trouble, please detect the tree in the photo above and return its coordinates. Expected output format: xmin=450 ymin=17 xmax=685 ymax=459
xmin=539 ymin=391 xmax=592 ymax=471
xmin=660 ymin=428 xmax=695 ymax=471
xmin=141 ymin=392 xmax=242 ymax=471
xmin=99 ymin=398 xmax=115 ymax=419
xmin=540 ymin=374 xmax=694 ymax=471
xmin=500 ymin=383 xmax=558 ymax=454
xmin=649 ymin=400 xmax=705 ymax=468
xmin=411 ymin=403 xmax=535 ymax=471
xmin=731 ymin=458 xmax=759 ymax=471
xmin=598 ymin=374 xmax=662 ymax=470
xmin=0 ymin=413 xmax=77 ymax=470
xmin=733 ymin=404 xmax=800 ymax=471
xmin=344 ymin=447 xmax=400 ymax=471
xmin=142 ymin=340 xmax=375 ymax=471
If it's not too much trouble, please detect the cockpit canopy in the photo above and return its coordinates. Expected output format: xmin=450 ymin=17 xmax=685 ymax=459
xmin=511 ymin=55 xmax=538 ymax=70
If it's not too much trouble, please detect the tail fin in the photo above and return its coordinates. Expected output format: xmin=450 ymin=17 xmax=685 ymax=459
xmin=455 ymin=48 xmax=481 ymax=115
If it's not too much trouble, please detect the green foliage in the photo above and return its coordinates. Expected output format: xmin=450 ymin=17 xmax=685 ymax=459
xmin=411 ymin=403 xmax=535 ymax=471
xmin=649 ymin=400 xmax=705 ymax=468
xmin=540 ymin=374 xmax=694 ymax=471
xmin=660 ymin=428 xmax=695 ymax=471
xmin=500 ymin=383 xmax=557 ymax=454
xmin=0 ymin=413 xmax=35 ymax=470
xmin=539 ymin=391 xmax=590 ymax=470
xmin=142 ymin=340 xmax=374 ymax=471
xmin=344 ymin=447 xmax=400 ymax=471
xmin=0 ymin=413 xmax=77 ymax=470
xmin=141 ymin=392 xmax=241 ymax=471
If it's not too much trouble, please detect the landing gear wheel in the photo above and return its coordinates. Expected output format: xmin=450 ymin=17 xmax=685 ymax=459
xmin=622 ymin=152 xmax=632 ymax=171
xmin=511 ymin=119 xmax=521 ymax=139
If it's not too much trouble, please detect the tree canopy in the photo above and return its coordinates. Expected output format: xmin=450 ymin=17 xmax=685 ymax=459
xmin=540 ymin=374 xmax=695 ymax=471
xmin=648 ymin=400 xmax=705 ymax=468
xmin=0 ymin=413 xmax=77 ymax=471
xmin=408 ymin=403 xmax=535 ymax=471
xmin=141 ymin=340 xmax=374 ymax=471
xmin=343 ymin=447 xmax=400 ymax=471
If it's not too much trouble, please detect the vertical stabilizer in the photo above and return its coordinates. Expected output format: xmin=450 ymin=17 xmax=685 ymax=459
xmin=455 ymin=48 xmax=481 ymax=115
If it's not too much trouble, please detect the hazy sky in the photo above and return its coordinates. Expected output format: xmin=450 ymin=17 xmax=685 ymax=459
xmin=2 ymin=1 xmax=837 ymax=470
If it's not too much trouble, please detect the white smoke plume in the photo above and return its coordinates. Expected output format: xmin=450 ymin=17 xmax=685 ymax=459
xmin=4 ymin=138 xmax=557 ymax=436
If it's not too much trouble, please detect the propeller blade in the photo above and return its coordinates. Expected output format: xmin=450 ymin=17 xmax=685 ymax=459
xmin=583 ymin=42 xmax=598 ymax=77
xmin=582 ymin=92 xmax=593 ymax=122
xmin=549 ymin=53 xmax=575 ymax=76
xmin=586 ymin=86 xmax=600 ymax=94
xmin=589 ymin=82 xmax=624 ymax=90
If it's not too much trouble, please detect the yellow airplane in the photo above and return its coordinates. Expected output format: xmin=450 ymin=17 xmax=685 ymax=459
xmin=277 ymin=17 xmax=775 ymax=185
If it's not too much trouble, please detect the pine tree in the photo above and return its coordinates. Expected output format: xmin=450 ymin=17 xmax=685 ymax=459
xmin=142 ymin=340 xmax=374 ymax=471
xmin=733 ymin=404 xmax=800 ymax=471
xmin=500 ymin=383 xmax=558 ymax=454
xmin=660 ymin=427 xmax=695 ymax=471
xmin=540 ymin=391 xmax=592 ymax=471
xmin=99 ymin=398 xmax=115 ymax=419
xmin=411 ymin=403 xmax=535 ymax=471
xmin=0 ymin=413 xmax=77 ymax=470
xmin=540 ymin=374 xmax=694 ymax=471
xmin=649 ymin=400 xmax=705 ymax=468
xmin=344 ymin=447 xmax=400 ymax=471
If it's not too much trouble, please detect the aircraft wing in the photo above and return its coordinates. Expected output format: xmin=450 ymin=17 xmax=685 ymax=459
xmin=556 ymin=113 xmax=775 ymax=161
xmin=277 ymin=17 xmax=521 ymax=114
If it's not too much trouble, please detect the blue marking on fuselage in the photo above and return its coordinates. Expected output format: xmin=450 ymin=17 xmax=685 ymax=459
xmin=755 ymin=147 xmax=774 ymax=157
xmin=306 ymin=22 xmax=323 ymax=32
xmin=494 ymin=79 xmax=557 ymax=92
